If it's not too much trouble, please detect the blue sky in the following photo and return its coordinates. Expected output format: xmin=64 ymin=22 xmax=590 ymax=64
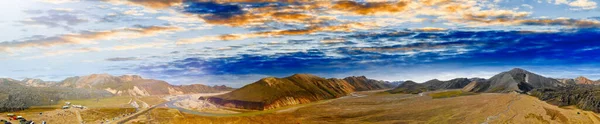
xmin=1 ymin=0 xmax=600 ymax=87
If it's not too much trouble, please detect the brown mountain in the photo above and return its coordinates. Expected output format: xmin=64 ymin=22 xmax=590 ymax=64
xmin=575 ymin=76 xmax=600 ymax=85
xmin=204 ymin=74 xmax=392 ymax=110
xmin=462 ymin=68 xmax=564 ymax=93
xmin=56 ymin=74 xmax=233 ymax=96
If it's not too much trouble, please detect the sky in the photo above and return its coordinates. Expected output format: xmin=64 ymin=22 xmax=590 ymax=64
xmin=1 ymin=0 xmax=600 ymax=87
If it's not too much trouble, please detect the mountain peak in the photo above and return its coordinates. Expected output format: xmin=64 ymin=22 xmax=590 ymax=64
xmin=508 ymin=68 xmax=529 ymax=73
xmin=576 ymin=76 xmax=590 ymax=80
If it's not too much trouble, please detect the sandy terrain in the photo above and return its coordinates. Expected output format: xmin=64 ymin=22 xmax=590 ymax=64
xmin=125 ymin=90 xmax=600 ymax=124
xmin=6 ymin=90 xmax=600 ymax=124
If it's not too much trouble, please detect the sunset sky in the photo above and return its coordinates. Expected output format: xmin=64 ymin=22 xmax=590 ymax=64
xmin=1 ymin=0 xmax=600 ymax=87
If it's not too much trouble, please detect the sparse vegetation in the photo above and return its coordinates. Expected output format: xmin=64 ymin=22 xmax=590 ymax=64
xmin=530 ymin=85 xmax=600 ymax=113
xmin=428 ymin=90 xmax=476 ymax=99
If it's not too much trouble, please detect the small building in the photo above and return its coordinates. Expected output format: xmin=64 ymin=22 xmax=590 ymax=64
xmin=72 ymin=105 xmax=85 ymax=109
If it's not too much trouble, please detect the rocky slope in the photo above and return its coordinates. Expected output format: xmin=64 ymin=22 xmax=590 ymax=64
xmin=556 ymin=78 xmax=577 ymax=85
xmin=530 ymin=85 xmax=600 ymax=113
xmin=462 ymin=68 xmax=564 ymax=93
xmin=0 ymin=78 xmax=112 ymax=112
xmin=205 ymin=74 xmax=392 ymax=110
xmin=56 ymin=74 xmax=233 ymax=96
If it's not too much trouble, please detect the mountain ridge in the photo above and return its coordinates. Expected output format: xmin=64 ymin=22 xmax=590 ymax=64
xmin=3 ymin=74 xmax=234 ymax=96
xmin=204 ymin=74 xmax=393 ymax=110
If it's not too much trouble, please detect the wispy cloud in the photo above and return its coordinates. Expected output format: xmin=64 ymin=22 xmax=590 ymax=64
xmin=105 ymin=57 xmax=140 ymax=61
xmin=19 ymin=8 xmax=88 ymax=30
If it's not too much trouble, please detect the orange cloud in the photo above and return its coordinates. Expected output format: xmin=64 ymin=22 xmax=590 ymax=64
xmin=103 ymin=0 xmax=183 ymax=9
xmin=0 ymin=26 xmax=182 ymax=52
xmin=176 ymin=22 xmax=369 ymax=45
xmin=331 ymin=1 xmax=410 ymax=15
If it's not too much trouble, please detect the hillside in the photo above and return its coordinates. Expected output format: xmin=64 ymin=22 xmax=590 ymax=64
xmin=205 ymin=74 xmax=392 ymax=110
xmin=0 ymin=78 xmax=112 ymax=112
xmin=56 ymin=74 xmax=233 ymax=96
xmin=530 ymin=85 xmax=600 ymax=113
xmin=462 ymin=68 xmax=564 ymax=93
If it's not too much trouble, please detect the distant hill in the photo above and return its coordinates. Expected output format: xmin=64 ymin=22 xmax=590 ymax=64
xmin=574 ymin=76 xmax=600 ymax=85
xmin=205 ymin=74 xmax=392 ymax=110
xmin=423 ymin=78 xmax=485 ymax=90
xmin=386 ymin=81 xmax=404 ymax=87
xmin=0 ymin=78 xmax=112 ymax=112
xmin=20 ymin=78 xmax=56 ymax=87
xmin=388 ymin=78 xmax=484 ymax=94
xmin=462 ymin=68 xmax=564 ymax=93
xmin=56 ymin=74 xmax=234 ymax=96
xmin=387 ymin=81 xmax=427 ymax=94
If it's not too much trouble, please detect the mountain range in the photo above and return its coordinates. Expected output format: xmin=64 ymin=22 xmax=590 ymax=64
xmin=387 ymin=77 xmax=486 ymax=94
xmin=556 ymin=76 xmax=600 ymax=85
xmin=204 ymin=74 xmax=394 ymax=110
xmin=2 ymin=74 xmax=234 ymax=96
xmin=0 ymin=74 xmax=234 ymax=112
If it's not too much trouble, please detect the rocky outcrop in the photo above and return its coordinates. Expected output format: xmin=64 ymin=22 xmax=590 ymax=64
xmin=205 ymin=74 xmax=391 ymax=110
xmin=462 ymin=68 xmax=563 ymax=93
